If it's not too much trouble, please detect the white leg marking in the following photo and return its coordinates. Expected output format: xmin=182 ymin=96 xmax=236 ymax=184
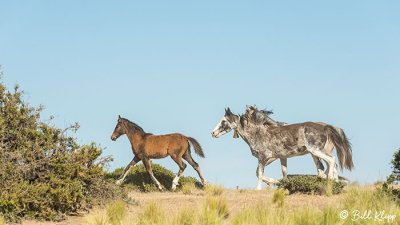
xmin=171 ymin=175 xmax=181 ymax=191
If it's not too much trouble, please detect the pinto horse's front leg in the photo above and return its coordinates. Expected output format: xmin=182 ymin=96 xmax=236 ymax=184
xmin=256 ymin=159 xmax=279 ymax=190
xmin=116 ymin=155 xmax=141 ymax=185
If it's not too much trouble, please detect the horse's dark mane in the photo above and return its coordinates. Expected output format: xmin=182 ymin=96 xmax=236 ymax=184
xmin=121 ymin=118 xmax=152 ymax=136
xmin=248 ymin=106 xmax=274 ymax=116
xmin=240 ymin=106 xmax=286 ymax=127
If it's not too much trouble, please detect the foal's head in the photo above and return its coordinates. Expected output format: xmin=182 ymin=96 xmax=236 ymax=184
xmin=211 ymin=108 xmax=239 ymax=138
xmin=111 ymin=115 xmax=125 ymax=141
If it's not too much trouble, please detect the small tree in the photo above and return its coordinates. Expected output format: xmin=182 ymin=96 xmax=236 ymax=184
xmin=388 ymin=148 xmax=400 ymax=184
xmin=0 ymin=72 xmax=116 ymax=221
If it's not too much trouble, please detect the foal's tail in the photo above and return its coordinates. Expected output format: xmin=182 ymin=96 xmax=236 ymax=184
xmin=325 ymin=125 xmax=354 ymax=171
xmin=187 ymin=137 xmax=205 ymax=158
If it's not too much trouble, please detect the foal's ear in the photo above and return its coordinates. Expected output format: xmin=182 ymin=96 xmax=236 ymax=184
xmin=246 ymin=105 xmax=251 ymax=111
xmin=253 ymin=104 xmax=257 ymax=109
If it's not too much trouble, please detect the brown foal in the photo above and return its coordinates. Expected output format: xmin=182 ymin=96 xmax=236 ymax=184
xmin=111 ymin=116 xmax=206 ymax=191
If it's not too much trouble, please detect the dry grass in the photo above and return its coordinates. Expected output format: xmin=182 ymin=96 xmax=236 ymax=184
xmin=204 ymin=184 xmax=225 ymax=196
xmin=181 ymin=182 xmax=197 ymax=195
xmin=19 ymin=184 xmax=400 ymax=225
xmin=0 ymin=216 xmax=5 ymax=225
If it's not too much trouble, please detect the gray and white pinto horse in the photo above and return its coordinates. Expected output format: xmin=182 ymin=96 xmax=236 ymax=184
xmin=245 ymin=105 xmax=340 ymax=179
xmin=212 ymin=108 xmax=353 ymax=190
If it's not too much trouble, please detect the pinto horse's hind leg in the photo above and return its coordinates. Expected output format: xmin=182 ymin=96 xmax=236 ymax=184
xmin=142 ymin=157 xmax=164 ymax=191
xmin=312 ymin=156 xmax=326 ymax=178
xmin=183 ymin=151 xmax=206 ymax=186
xmin=279 ymin=158 xmax=287 ymax=178
xmin=307 ymin=148 xmax=337 ymax=180
xmin=171 ymin=155 xmax=187 ymax=191
xmin=116 ymin=155 xmax=141 ymax=185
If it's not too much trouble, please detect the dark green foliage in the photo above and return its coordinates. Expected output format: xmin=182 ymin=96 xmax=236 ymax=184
xmin=384 ymin=147 xmax=400 ymax=198
xmin=277 ymin=175 xmax=345 ymax=195
xmin=106 ymin=163 xmax=202 ymax=192
xmin=0 ymin=75 xmax=118 ymax=221
xmin=389 ymin=148 xmax=400 ymax=183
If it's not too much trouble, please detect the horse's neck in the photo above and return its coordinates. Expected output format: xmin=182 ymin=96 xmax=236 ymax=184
xmin=125 ymin=128 xmax=145 ymax=153
xmin=236 ymin=122 xmax=271 ymax=147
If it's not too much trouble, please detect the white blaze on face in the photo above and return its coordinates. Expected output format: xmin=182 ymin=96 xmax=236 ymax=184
xmin=212 ymin=116 xmax=231 ymax=138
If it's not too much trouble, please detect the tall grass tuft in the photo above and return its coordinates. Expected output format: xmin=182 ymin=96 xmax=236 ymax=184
xmin=199 ymin=196 xmax=229 ymax=225
xmin=272 ymin=189 xmax=286 ymax=208
xmin=205 ymin=184 xmax=224 ymax=196
xmin=138 ymin=201 xmax=166 ymax=225
xmin=83 ymin=200 xmax=129 ymax=225
xmin=83 ymin=208 xmax=109 ymax=225
xmin=0 ymin=215 xmax=5 ymax=225
xmin=106 ymin=201 xmax=127 ymax=225
xmin=171 ymin=207 xmax=196 ymax=225
xmin=181 ymin=182 xmax=197 ymax=195
xmin=340 ymin=186 xmax=400 ymax=224
xmin=232 ymin=203 xmax=289 ymax=225
xmin=292 ymin=207 xmax=324 ymax=225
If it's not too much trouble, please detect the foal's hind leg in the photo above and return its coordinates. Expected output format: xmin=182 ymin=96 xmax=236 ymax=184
xmin=183 ymin=151 xmax=206 ymax=186
xmin=171 ymin=155 xmax=187 ymax=191
xmin=142 ymin=157 xmax=163 ymax=191
xmin=116 ymin=155 xmax=141 ymax=185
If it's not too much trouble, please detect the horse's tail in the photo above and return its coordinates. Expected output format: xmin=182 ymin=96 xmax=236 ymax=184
xmin=325 ymin=125 xmax=353 ymax=171
xmin=187 ymin=137 xmax=205 ymax=158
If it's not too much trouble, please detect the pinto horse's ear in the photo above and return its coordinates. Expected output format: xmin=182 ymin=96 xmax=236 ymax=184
xmin=225 ymin=108 xmax=235 ymax=122
xmin=118 ymin=115 xmax=121 ymax=120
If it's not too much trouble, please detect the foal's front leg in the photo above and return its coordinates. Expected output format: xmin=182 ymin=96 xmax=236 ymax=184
xmin=116 ymin=155 xmax=141 ymax=185
xmin=143 ymin=157 xmax=164 ymax=191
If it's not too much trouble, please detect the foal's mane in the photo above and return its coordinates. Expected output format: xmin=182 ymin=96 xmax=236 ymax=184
xmin=121 ymin=118 xmax=152 ymax=136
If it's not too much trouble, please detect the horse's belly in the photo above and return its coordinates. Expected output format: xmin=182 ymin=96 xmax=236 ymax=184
xmin=147 ymin=149 xmax=168 ymax=158
xmin=268 ymin=146 xmax=307 ymax=158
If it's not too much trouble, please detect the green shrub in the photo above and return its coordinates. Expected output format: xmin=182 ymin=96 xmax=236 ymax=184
xmin=0 ymin=76 xmax=118 ymax=221
xmin=277 ymin=175 xmax=345 ymax=195
xmin=106 ymin=163 xmax=201 ymax=192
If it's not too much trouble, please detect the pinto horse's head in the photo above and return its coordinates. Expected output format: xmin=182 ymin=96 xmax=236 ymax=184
xmin=211 ymin=108 xmax=239 ymax=138
xmin=111 ymin=115 xmax=125 ymax=141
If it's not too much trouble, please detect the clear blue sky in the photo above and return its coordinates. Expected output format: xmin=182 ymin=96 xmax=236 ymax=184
xmin=1 ymin=1 xmax=399 ymax=188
